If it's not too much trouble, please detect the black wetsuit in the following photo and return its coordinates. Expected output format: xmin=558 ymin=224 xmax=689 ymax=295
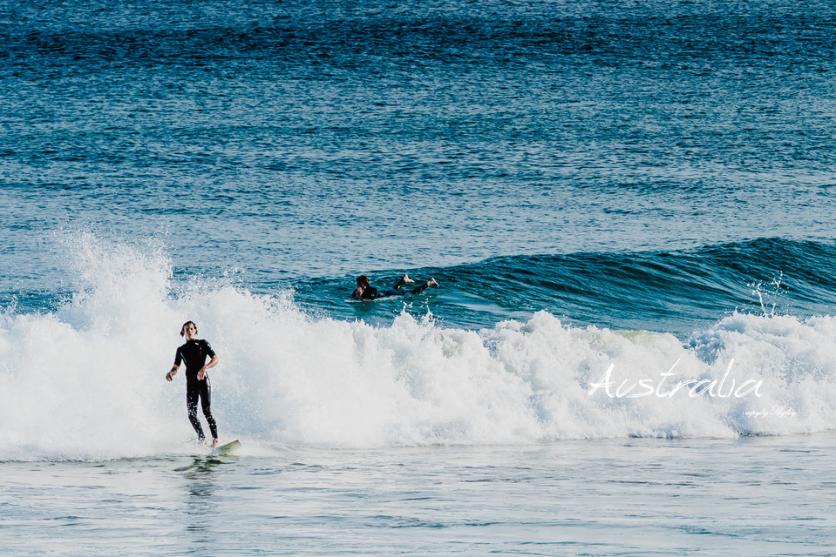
xmin=174 ymin=339 xmax=218 ymax=440
xmin=359 ymin=281 xmax=432 ymax=300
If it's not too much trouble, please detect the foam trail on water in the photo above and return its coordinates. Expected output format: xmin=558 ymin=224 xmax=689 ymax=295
xmin=0 ymin=236 xmax=835 ymax=460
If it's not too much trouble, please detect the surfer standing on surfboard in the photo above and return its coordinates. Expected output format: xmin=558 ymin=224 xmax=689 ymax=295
xmin=165 ymin=321 xmax=220 ymax=448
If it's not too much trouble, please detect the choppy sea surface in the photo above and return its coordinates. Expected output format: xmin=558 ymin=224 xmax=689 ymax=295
xmin=1 ymin=0 xmax=834 ymax=554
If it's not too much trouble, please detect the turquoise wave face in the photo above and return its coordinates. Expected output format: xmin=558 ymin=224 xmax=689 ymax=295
xmin=290 ymin=238 xmax=836 ymax=335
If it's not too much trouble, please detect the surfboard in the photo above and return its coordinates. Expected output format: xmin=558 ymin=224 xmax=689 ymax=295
xmin=173 ymin=440 xmax=241 ymax=471
xmin=212 ymin=439 xmax=241 ymax=456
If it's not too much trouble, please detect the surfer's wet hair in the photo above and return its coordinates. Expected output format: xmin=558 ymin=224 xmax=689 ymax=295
xmin=180 ymin=320 xmax=198 ymax=337
xmin=356 ymin=275 xmax=370 ymax=287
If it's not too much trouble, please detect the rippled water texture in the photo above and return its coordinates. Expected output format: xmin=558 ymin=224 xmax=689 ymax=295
xmin=1 ymin=0 xmax=834 ymax=300
xmin=4 ymin=437 xmax=836 ymax=556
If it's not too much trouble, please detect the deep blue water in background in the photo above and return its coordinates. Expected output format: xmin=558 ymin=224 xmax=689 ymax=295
xmin=1 ymin=0 xmax=834 ymax=333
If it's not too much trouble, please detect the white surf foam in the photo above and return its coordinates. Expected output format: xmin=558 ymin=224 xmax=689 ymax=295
xmin=1 ymin=236 xmax=834 ymax=460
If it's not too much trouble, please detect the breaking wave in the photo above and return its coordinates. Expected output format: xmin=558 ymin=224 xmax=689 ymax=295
xmin=0 ymin=235 xmax=834 ymax=460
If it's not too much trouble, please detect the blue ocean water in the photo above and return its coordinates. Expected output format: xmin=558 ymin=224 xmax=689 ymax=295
xmin=1 ymin=0 xmax=835 ymax=554
xmin=2 ymin=0 xmax=834 ymax=321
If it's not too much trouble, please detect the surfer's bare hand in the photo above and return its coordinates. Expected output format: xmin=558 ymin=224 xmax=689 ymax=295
xmin=166 ymin=370 xmax=175 ymax=381
xmin=197 ymin=369 xmax=206 ymax=381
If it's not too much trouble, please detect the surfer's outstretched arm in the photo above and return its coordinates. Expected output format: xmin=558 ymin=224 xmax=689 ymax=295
xmin=166 ymin=362 xmax=179 ymax=381
xmin=167 ymin=340 xmax=186 ymax=381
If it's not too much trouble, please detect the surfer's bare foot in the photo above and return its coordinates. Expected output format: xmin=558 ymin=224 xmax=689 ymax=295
xmin=427 ymin=278 xmax=439 ymax=287
xmin=211 ymin=438 xmax=219 ymax=448
xmin=394 ymin=274 xmax=415 ymax=289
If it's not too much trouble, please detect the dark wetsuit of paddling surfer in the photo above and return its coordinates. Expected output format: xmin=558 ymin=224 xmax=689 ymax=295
xmin=174 ymin=339 xmax=218 ymax=441
xmin=353 ymin=274 xmax=438 ymax=300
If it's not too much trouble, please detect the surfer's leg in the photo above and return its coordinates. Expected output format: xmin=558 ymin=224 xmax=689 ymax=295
xmin=200 ymin=378 xmax=218 ymax=441
xmin=410 ymin=278 xmax=439 ymax=295
xmin=393 ymin=274 xmax=414 ymax=289
xmin=186 ymin=384 xmax=205 ymax=440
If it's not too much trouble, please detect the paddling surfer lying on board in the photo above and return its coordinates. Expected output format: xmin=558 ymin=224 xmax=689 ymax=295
xmin=165 ymin=320 xmax=220 ymax=448
xmin=352 ymin=274 xmax=438 ymax=301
